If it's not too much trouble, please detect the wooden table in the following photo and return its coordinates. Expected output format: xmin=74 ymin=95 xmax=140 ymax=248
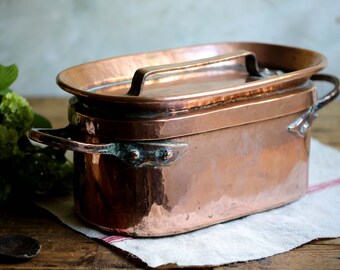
xmin=1 ymin=98 xmax=339 ymax=269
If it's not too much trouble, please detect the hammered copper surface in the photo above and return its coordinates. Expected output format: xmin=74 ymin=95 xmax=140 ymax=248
xmin=73 ymin=111 xmax=310 ymax=236
xmin=29 ymin=42 xmax=339 ymax=237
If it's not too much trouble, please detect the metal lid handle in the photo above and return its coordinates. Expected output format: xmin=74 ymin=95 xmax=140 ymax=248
xmin=127 ymin=50 xmax=262 ymax=96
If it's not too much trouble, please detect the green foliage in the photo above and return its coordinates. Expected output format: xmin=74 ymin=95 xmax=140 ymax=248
xmin=0 ymin=91 xmax=34 ymax=135
xmin=0 ymin=64 xmax=73 ymax=202
xmin=0 ymin=64 xmax=18 ymax=90
xmin=32 ymin=112 xmax=52 ymax=129
xmin=16 ymin=148 xmax=73 ymax=197
xmin=0 ymin=125 xmax=20 ymax=159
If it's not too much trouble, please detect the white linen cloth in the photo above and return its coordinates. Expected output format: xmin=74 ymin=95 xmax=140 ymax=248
xmin=37 ymin=139 xmax=340 ymax=267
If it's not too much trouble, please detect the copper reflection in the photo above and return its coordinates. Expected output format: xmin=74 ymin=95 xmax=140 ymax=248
xmin=29 ymin=42 xmax=339 ymax=237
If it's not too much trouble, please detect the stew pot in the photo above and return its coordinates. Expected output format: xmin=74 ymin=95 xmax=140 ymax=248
xmin=30 ymin=42 xmax=339 ymax=237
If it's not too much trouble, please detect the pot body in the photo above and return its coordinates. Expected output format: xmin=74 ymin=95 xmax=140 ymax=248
xmin=29 ymin=42 xmax=340 ymax=237
xmin=72 ymin=110 xmax=310 ymax=237
xmin=69 ymin=83 xmax=316 ymax=236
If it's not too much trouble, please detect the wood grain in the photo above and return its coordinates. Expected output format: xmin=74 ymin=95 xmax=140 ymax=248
xmin=0 ymin=98 xmax=339 ymax=269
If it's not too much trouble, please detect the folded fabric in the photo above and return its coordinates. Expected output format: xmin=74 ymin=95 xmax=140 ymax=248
xmin=37 ymin=139 xmax=340 ymax=267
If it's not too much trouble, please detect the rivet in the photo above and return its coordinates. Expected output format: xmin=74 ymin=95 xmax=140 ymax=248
xmin=162 ymin=149 xmax=173 ymax=160
xmin=130 ymin=150 xmax=140 ymax=160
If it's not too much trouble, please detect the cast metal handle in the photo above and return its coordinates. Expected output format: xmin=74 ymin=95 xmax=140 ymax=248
xmin=29 ymin=127 xmax=189 ymax=168
xmin=127 ymin=50 xmax=262 ymax=96
xmin=312 ymin=74 xmax=340 ymax=111
xmin=288 ymin=73 xmax=339 ymax=137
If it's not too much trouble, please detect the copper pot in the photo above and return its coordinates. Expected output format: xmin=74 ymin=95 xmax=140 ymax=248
xmin=30 ymin=42 xmax=339 ymax=237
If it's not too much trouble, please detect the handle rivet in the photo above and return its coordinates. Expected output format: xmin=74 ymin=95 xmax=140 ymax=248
xmin=162 ymin=149 xmax=173 ymax=160
xmin=130 ymin=150 xmax=140 ymax=160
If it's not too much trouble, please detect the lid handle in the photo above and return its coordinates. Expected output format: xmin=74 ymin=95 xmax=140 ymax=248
xmin=127 ymin=50 xmax=262 ymax=96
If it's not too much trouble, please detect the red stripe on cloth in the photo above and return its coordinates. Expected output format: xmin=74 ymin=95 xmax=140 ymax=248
xmin=307 ymin=177 xmax=340 ymax=194
xmin=100 ymin=235 xmax=131 ymax=243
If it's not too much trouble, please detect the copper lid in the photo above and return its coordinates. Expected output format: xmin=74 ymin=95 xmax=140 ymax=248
xmin=57 ymin=42 xmax=326 ymax=114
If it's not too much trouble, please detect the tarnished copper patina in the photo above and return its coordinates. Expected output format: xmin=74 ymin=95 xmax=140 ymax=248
xmin=30 ymin=42 xmax=339 ymax=237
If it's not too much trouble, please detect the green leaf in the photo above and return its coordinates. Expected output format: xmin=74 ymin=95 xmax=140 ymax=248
xmin=0 ymin=88 xmax=12 ymax=96
xmin=0 ymin=64 xmax=19 ymax=90
xmin=32 ymin=113 xmax=52 ymax=128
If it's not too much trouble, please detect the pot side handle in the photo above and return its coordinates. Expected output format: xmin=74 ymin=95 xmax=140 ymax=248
xmin=29 ymin=127 xmax=189 ymax=167
xmin=312 ymin=74 xmax=340 ymax=111
xmin=127 ymin=49 xmax=263 ymax=96
xmin=288 ymin=73 xmax=339 ymax=137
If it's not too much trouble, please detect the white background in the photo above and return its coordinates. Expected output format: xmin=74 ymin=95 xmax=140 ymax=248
xmin=0 ymin=0 xmax=339 ymax=97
